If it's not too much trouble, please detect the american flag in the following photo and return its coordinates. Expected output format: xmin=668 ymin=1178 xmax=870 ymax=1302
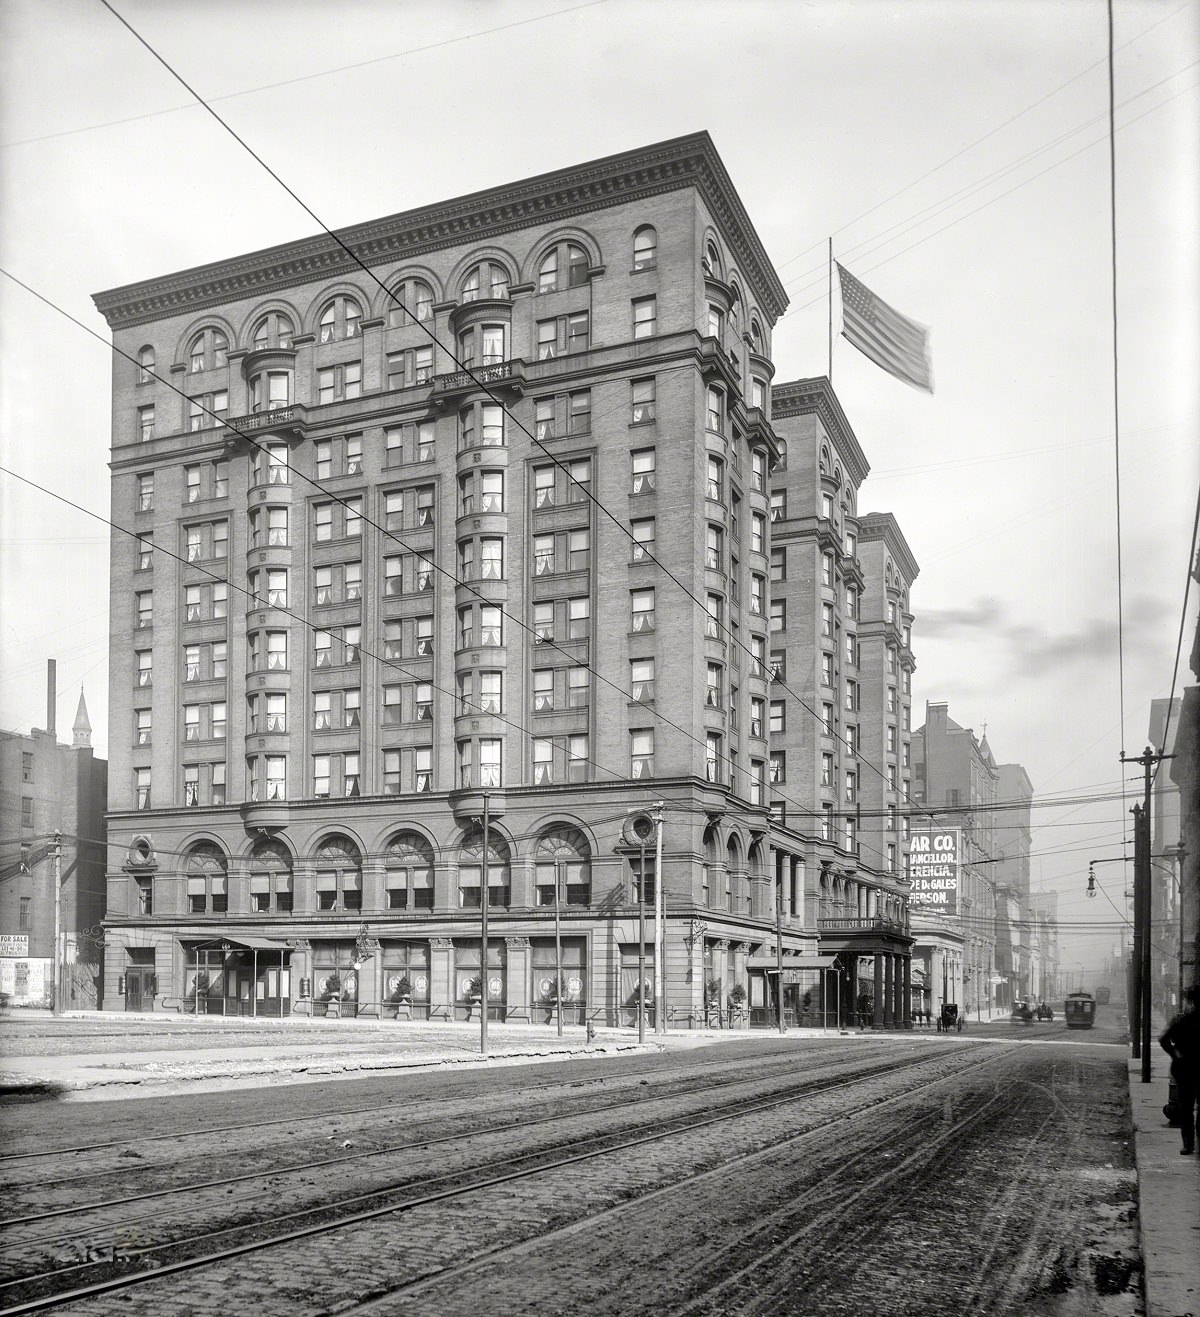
xmin=836 ymin=262 xmax=933 ymax=393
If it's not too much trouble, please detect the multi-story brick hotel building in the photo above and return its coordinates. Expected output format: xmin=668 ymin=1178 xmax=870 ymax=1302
xmin=95 ymin=132 xmax=916 ymax=1026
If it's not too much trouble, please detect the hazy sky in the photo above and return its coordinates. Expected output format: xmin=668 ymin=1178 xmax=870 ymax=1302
xmin=2 ymin=0 xmax=1196 ymax=977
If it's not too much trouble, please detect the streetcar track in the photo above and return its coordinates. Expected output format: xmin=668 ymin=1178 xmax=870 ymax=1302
xmin=0 ymin=1046 xmax=932 ymax=1282
xmin=666 ymin=1053 xmax=1097 ymax=1317
xmin=0 ymin=1041 xmax=886 ymax=1168
xmin=0 ymin=1045 xmax=992 ymax=1314
xmin=0 ymin=1050 xmax=839 ymax=1232
xmin=0 ymin=1046 xmax=889 ymax=1217
xmin=332 ymin=1046 xmax=1015 ymax=1315
xmin=663 ymin=1072 xmax=1027 ymax=1315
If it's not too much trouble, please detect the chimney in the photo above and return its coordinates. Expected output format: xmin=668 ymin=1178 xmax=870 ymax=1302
xmin=47 ymin=660 xmax=56 ymax=737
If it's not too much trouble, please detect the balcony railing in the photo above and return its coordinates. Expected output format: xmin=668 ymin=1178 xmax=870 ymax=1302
xmin=431 ymin=359 xmax=526 ymax=401
xmin=818 ymin=916 xmax=908 ymax=936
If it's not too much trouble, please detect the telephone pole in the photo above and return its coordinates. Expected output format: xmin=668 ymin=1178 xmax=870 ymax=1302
xmin=1121 ymin=745 xmax=1173 ymax=1083
xmin=51 ymin=831 xmax=62 ymax=1016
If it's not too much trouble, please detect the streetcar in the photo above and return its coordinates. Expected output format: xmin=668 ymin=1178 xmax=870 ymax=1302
xmin=1063 ymin=991 xmax=1096 ymax=1030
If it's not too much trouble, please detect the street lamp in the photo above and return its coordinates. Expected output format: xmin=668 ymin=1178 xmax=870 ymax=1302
xmin=623 ymin=812 xmax=658 ymax=1044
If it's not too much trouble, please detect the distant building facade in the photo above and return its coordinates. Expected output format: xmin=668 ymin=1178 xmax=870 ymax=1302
xmin=0 ymin=668 xmax=107 ymax=1007
xmin=911 ymin=702 xmax=1003 ymax=1018
xmin=767 ymin=381 xmax=917 ymax=1028
xmin=1149 ymin=698 xmax=1184 ymax=1011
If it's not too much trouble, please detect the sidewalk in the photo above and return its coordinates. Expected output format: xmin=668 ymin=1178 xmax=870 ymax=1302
xmin=1127 ymin=1056 xmax=1200 ymax=1317
xmin=0 ymin=1013 xmax=680 ymax=1099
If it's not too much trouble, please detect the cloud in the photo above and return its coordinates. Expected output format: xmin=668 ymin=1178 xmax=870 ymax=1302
xmin=919 ymin=600 xmax=1005 ymax=636
xmin=919 ymin=595 xmax=1165 ymax=665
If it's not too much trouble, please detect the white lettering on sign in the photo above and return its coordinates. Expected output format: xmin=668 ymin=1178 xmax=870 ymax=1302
xmin=908 ymin=828 xmax=961 ymax=914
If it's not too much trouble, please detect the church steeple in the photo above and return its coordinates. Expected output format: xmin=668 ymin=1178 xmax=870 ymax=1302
xmin=72 ymin=687 xmax=92 ymax=749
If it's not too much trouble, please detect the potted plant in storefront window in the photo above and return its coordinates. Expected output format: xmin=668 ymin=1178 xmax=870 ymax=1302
xmin=541 ymin=974 xmax=565 ymax=1025
xmin=463 ymin=975 xmax=482 ymax=1021
xmin=728 ymin=982 xmax=747 ymax=1025
xmin=705 ymin=976 xmax=723 ymax=1028
xmin=322 ymin=973 xmax=341 ymax=1018
xmin=388 ymin=974 xmax=413 ymax=1021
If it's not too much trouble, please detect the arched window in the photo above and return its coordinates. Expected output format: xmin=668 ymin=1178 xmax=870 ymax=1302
xmin=633 ymin=225 xmax=657 ymax=271
xmin=185 ymin=842 xmax=228 ymax=914
xmin=460 ymin=261 xmax=509 ymax=304
xmin=252 ymin=313 xmax=294 ymax=350
xmin=537 ymin=242 xmax=589 ymax=293
xmin=458 ymin=829 xmax=510 ymax=908
xmin=189 ymin=328 xmax=228 ymax=373
xmin=820 ymin=445 xmax=831 ymax=476
xmin=314 ymin=835 xmax=362 ymax=913
xmin=137 ymin=346 xmax=155 ymax=384
xmin=318 ymin=296 xmax=362 ymax=344
xmin=249 ymin=839 xmax=293 ymax=914
xmin=750 ymin=320 xmax=764 ymax=353
xmin=725 ymin=836 xmax=743 ymax=913
xmin=387 ymin=278 xmax=434 ymax=328
xmin=534 ymin=827 xmax=591 ymax=906
xmin=703 ymin=239 xmax=722 ymax=277
xmin=385 ymin=831 xmax=434 ymax=911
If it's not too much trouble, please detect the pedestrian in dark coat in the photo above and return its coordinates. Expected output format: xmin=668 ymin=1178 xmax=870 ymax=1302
xmin=1159 ymin=986 xmax=1199 ymax=1155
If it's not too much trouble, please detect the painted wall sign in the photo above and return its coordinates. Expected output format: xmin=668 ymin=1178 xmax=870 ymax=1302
xmin=908 ymin=828 xmax=960 ymax=915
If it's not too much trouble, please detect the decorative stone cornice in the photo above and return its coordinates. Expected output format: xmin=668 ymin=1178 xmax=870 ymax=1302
xmin=93 ymin=132 xmax=788 ymax=330
xmin=771 ymin=376 xmax=870 ymax=488
xmin=857 ymin=512 xmax=920 ymax=582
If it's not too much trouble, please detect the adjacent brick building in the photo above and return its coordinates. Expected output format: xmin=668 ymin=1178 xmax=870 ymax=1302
xmin=0 ymin=666 xmax=107 ymax=1007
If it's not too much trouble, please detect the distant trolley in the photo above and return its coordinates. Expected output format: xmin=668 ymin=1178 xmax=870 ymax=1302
xmin=1063 ymin=991 xmax=1096 ymax=1030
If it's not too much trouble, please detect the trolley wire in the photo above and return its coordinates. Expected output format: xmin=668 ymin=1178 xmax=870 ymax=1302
xmin=89 ymin=0 xmax=970 ymax=857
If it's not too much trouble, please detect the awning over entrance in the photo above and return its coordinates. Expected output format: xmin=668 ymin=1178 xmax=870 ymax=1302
xmin=184 ymin=935 xmax=289 ymax=952
xmin=747 ymin=955 xmax=838 ymax=971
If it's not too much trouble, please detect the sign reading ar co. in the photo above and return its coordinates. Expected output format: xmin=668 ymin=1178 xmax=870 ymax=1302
xmin=908 ymin=828 xmax=960 ymax=914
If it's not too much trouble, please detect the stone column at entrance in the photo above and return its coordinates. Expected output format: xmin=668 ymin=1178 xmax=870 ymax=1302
xmin=873 ymin=955 xmax=884 ymax=1028
xmin=902 ymin=954 xmax=912 ymax=1027
xmin=884 ymin=953 xmax=895 ymax=1028
xmin=429 ymin=938 xmax=453 ymax=1020
xmin=685 ymin=920 xmax=707 ymax=1026
xmin=506 ymin=937 xmax=531 ymax=1021
xmin=285 ymin=938 xmax=311 ymax=1015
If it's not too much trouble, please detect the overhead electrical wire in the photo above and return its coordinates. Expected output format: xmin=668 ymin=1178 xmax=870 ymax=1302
xmin=11 ymin=1 xmax=1168 ymax=892
xmin=772 ymin=0 xmax=1194 ymax=274
xmin=0 ymin=0 xmax=611 ymax=150
xmin=89 ymin=0 xmax=982 ymax=859
xmin=781 ymin=74 xmax=1198 ymax=324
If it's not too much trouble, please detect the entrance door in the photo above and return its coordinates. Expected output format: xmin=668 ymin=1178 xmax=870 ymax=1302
xmin=125 ymin=967 xmax=154 ymax=1012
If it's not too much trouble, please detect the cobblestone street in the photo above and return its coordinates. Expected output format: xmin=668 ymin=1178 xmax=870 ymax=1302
xmin=0 ymin=1020 xmax=1142 ymax=1316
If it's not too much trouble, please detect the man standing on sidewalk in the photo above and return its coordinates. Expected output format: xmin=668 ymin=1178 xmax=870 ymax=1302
xmin=1159 ymin=986 xmax=1199 ymax=1156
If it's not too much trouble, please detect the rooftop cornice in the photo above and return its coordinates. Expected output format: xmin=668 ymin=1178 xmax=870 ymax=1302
xmin=93 ymin=132 xmax=789 ymax=330
xmin=857 ymin=511 xmax=920 ymax=581
xmin=770 ymin=376 xmax=870 ymax=486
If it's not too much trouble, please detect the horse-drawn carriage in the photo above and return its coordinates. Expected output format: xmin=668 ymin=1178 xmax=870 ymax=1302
xmin=937 ymin=1002 xmax=964 ymax=1032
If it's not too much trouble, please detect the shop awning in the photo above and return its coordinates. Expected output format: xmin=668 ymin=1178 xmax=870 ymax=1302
xmin=748 ymin=955 xmax=838 ymax=971
xmin=184 ymin=935 xmax=289 ymax=952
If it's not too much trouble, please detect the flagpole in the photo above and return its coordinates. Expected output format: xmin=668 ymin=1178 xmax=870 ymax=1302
xmin=828 ymin=238 xmax=833 ymax=382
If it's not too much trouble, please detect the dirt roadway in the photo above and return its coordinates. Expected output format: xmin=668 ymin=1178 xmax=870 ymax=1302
xmin=0 ymin=1032 xmax=1140 ymax=1316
